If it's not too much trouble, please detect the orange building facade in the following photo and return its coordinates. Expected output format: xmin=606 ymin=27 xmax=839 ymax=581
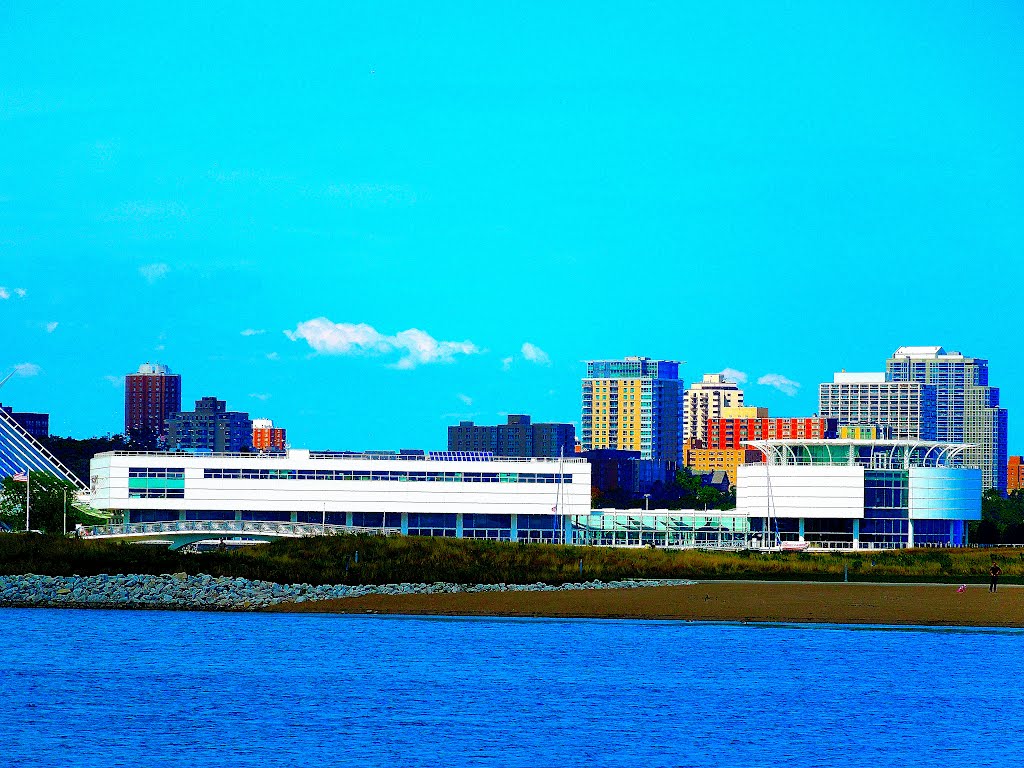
xmin=684 ymin=445 xmax=763 ymax=486
xmin=1009 ymin=456 xmax=1024 ymax=493
xmin=252 ymin=418 xmax=286 ymax=452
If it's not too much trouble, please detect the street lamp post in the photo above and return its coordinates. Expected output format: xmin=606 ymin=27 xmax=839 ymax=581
xmin=643 ymin=493 xmax=650 ymax=511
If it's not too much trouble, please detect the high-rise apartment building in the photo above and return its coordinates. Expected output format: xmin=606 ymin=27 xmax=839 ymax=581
xmin=581 ymin=357 xmax=683 ymax=462
xmin=886 ymin=346 xmax=1008 ymax=492
xmin=166 ymin=397 xmax=252 ymax=453
xmin=448 ymin=415 xmax=575 ymax=457
xmin=684 ymin=374 xmax=744 ymax=447
xmin=818 ymin=372 xmax=936 ymax=441
xmin=125 ymin=363 xmax=181 ymax=448
xmin=252 ymin=418 xmax=287 ymax=452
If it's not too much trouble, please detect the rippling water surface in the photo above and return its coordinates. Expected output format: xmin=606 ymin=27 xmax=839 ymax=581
xmin=2 ymin=608 xmax=1022 ymax=767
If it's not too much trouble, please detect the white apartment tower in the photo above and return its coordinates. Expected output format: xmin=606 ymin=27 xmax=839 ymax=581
xmin=886 ymin=346 xmax=1008 ymax=492
xmin=684 ymin=373 xmax=744 ymax=447
xmin=818 ymin=372 xmax=937 ymax=440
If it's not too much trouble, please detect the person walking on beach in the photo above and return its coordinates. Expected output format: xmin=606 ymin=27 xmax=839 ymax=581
xmin=990 ymin=561 xmax=1002 ymax=593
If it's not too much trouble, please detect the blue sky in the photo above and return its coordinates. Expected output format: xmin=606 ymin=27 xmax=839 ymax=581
xmin=2 ymin=2 xmax=1022 ymax=452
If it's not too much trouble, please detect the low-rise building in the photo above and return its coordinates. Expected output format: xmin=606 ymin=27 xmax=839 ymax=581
xmin=581 ymin=449 xmax=677 ymax=500
xmin=736 ymin=439 xmax=980 ymax=548
xmin=684 ymin=446 xmax=762 ymax=486
xmin=88 ymin=449 xmax=591 ymax=543
xmin=166 ymin=397 xmax=252 ymax=453
xmin=448 ymin=414 xmax=575 ymax=458
xmin=706 ymin=416 xmax=838 ymax=449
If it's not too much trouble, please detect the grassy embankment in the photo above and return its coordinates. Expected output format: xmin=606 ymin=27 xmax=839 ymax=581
xmin=1 ymin=534 xmax=1022 ymax=585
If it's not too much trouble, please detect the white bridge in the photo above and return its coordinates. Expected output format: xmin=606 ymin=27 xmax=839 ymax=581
xmin=79 ymin=520 xmax=401 ymax=550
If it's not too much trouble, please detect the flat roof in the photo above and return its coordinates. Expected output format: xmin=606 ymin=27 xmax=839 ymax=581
xmin=94 ymin=449 xmax=589 ymax=464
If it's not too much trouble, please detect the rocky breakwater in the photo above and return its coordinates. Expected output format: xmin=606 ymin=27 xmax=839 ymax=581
xmin=0 ymin=574 xmax=695 ymax=611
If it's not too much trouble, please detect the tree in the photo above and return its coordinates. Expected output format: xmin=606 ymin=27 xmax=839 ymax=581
xmin=39 ymin=434 xmax=130 ymax=486
xmin=976 ymin=488 xmax=1024 ymax=544
xmin=0 ymin=472 xmax=102 ymax=534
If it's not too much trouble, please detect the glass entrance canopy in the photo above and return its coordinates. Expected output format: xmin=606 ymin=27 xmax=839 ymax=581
xmin=745 ymin=440 xmax=972 ymax=470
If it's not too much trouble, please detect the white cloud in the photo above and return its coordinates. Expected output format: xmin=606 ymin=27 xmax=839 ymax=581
xmin=104 ymin=375 xmax=123 ymax=388
xmin=139 ymin=263 xmax=169 ymax=283
xmin=719 ymin=367 xmax=748 ymax=384
xmin=14 ymin=288 xmax=26 ymax=298
xmin=13 ymin=362 xmax=41 ymax=377
xmin=320 ymin=182 xmax=417 ymax=205
xmin=265 ymin=352 xmax=280 ymax=361
xmin=521 ymin=342 xmax=551 ymax=365
xmin=241 ymin=328 xmax=266 ymax=336
xmin=249 ymin=393 xmax=271 ymax=401
xmin=457 ymin=393 xmax=473 ymax=405
xmin=45 ymin=321 xmax=58 ymax=333
xmin=0 ymin=287 xmax=26 ymax=299
xmin=501 ymin=356 xmax=514 ymax=371
xmin=109 ymin=201 xmax=188 ymax=221
xmin=757 ymin=373 xmax=801 ymax=396
xmin=285 ymin=317 xmax=480 ymax=369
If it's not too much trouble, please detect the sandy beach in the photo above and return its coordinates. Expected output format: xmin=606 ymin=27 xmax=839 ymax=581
xmin=267 ymin=581 xmax=1024 ymax=627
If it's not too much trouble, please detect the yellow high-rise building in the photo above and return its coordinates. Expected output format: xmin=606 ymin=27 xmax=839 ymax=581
xmin=581 ymin=357 xmax=684 ymax=462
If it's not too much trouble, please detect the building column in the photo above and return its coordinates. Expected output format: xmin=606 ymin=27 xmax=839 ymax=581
xmin=852 ymin=519 xmax=860 ymax=550
xmin=401 ymin=512 xmax=409 ymax=536
xmin=510 ymin=513 xmax=518 ymax=543
xmin=798 ymin=518 xmax=805 ymax=543
xmin=346 ymin=511 xmax=353 ymax=527
xmin=290 ymin=511 xmax=297 ymax=523
xmin=907 ymin=519 xmax=914 ymax=549
xmin=455 ymin=513 xmax=463 ymax=538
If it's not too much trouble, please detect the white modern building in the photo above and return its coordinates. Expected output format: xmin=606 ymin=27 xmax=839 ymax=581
xmin=736 ymin=439 xmax=981 ymax=549
xmin=89 ymin=450 xmax=590 ymax=543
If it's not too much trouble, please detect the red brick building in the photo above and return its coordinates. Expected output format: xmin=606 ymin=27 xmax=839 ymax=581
xmin=1009 ymin=456 xmax=1024 ymax=493
xmin=125 ymin=363 xmax=181 ymax=448
xmin=706 ymin=417 xmax=839 ymax=449
xmin=252 ymin=419 xmax=287 ymax=452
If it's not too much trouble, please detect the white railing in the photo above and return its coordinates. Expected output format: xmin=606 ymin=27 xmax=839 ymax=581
xmin=79 ymin=520 xmax=400 ymax=539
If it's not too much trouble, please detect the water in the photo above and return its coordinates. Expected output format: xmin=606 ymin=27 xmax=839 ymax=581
xmin=1 ymin=609 xmax=1022 ymax=768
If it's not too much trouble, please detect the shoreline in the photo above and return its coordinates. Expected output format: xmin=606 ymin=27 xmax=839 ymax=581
xmin=266 ymin=582 xmax=1024 ymax=628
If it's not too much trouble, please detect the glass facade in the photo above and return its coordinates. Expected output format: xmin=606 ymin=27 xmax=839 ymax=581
xmin=572 ymin=512 xmax=750 ymax=547
xmin=128 ymin=467 xmax=185 ymax=499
